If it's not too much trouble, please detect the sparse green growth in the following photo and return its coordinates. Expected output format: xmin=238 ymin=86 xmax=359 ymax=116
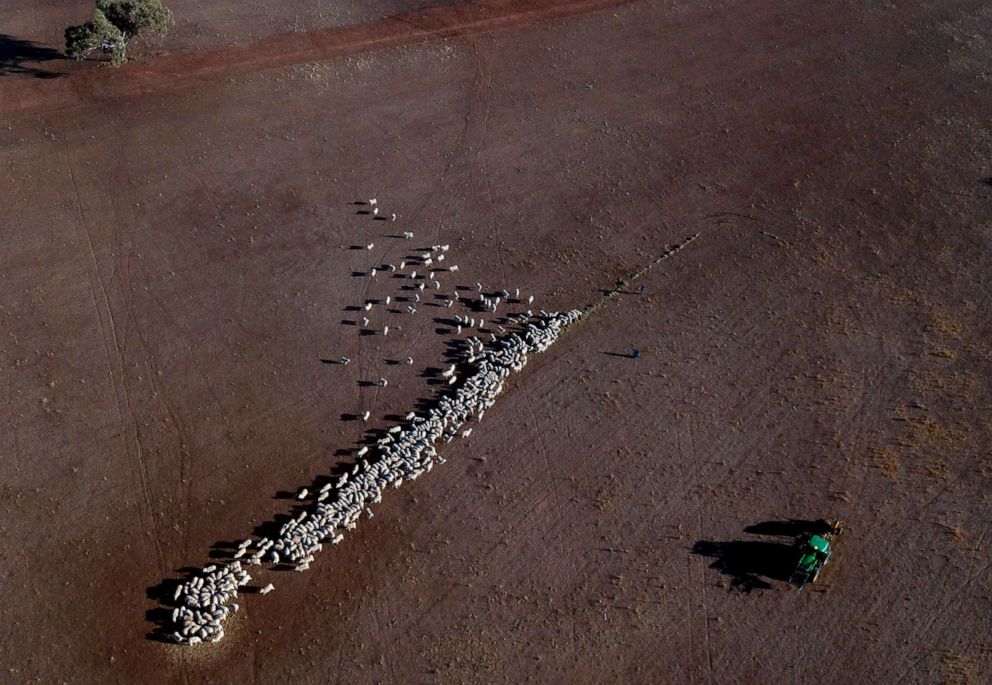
xmin=64 ymin=10 xmax=123 ymax=64
xmin=65 ymin=0 xmax=172 ymax=66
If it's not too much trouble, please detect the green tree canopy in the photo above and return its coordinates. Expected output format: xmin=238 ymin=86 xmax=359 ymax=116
xmin=97 ymin=0 xmax=172 ymax=38
xmin=65 ymin=0 xmax=172 ymax=66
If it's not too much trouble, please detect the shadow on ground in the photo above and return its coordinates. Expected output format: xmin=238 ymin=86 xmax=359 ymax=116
xmin=693 ymin=519 xmax=835 ymax=593
xmin=0 ymin=35 xmax=64 ymax=78
xmin=145 ymin=310 xmax=529 ymax=641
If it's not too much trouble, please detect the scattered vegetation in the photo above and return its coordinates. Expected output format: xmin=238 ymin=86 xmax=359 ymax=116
xmin=65 ymin=0 xmax=172 ymax=66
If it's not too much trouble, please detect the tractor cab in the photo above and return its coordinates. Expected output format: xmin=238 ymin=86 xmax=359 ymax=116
xmin=789 ymin=523 xmax=842 ymax=593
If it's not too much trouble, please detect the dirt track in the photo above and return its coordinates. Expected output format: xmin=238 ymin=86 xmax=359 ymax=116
xmin=2 ymin=0 xmax=991 ymax=683
xmin=0 ymin=0 xmax=632 ymax=115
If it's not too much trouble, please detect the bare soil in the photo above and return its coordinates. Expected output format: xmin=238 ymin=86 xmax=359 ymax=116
xmin=1 ymin=1 xmax=991 ymax=683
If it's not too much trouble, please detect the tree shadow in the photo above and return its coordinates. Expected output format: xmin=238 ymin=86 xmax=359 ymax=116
xmin=0 ymin=35 xmax=65 ymax=78
xmin=692 ymin=518 xmax=834 ymax=593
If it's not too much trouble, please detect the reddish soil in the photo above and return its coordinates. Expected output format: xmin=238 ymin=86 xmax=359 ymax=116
xmin=2 ymin=1 xmax=991 ymax=683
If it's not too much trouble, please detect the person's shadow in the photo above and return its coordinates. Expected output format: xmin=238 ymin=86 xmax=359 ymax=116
xmin=0 ymin=35 xmax=64 ymax=79
xmin=693 ymin=519 xmax=834 ymax=593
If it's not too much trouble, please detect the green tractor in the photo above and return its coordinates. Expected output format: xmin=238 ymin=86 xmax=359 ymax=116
xmin=789 ymin=520 xmax=843 ymax=593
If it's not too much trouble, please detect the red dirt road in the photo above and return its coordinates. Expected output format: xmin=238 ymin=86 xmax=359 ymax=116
xmin=0 ymin=0 xmax=631 ymax=115
xmin=2 ymin=0 xmax=991 ymax=683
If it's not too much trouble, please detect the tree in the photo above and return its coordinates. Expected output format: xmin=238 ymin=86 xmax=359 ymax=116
xmin=65 ymin=0 xmax=172 ymax=66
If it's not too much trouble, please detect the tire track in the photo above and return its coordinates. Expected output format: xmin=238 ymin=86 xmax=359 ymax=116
xmin=62 ymin=131 xmax=168 ymax=573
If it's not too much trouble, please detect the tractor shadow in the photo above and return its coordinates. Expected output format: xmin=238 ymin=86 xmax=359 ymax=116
xmin=692 ymin=519 xmax=834 ymax=593
xmin=691 ymin=540 xmax=794 ymax=593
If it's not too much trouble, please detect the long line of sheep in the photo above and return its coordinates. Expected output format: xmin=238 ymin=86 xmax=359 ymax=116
xmin=162 ymin=228 xmax=701 ymax=646
xmin=166 ymin=308 xmax=582 ymax=645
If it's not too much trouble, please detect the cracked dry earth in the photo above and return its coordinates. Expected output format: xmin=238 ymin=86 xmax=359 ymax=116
xmin=2 ymin=0 xmax=991 ymax=683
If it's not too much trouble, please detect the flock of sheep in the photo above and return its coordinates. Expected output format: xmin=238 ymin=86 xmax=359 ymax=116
xmin=167 ymin=309 xmax=581 ymax=644
xmin=164 ymin=203 xmax=586 ymax=645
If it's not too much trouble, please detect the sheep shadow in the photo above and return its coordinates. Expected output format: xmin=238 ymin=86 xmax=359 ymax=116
xmin=145 ymin=567 xmax=207 ymax=642
xmin=146 ymin=315 xmax=507 ymax=641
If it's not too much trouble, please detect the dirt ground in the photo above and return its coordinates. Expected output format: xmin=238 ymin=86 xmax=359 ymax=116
xmin=2 ymin=0 xmax=991 ymax=683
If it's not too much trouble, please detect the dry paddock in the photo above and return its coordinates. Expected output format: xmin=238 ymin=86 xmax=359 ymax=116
xmin=1 ymin=0 xmax=991 ymax=682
